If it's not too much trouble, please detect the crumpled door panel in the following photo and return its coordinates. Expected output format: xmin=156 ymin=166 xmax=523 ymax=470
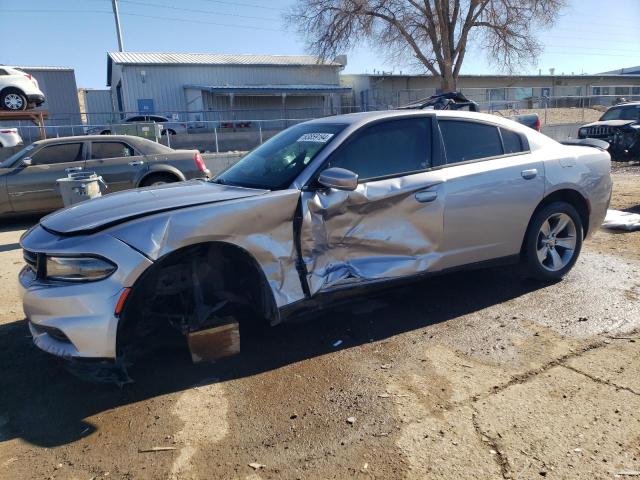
xmin=300 ymin=171 xmax=446 ymax=295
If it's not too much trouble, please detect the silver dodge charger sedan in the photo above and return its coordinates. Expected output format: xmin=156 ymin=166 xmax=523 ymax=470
xmin=19 ymin=110 xmax=612 ymax=373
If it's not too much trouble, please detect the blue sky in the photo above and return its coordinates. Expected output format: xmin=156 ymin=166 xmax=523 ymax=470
xmin=1 ymin=0 xmax=639 ymax=88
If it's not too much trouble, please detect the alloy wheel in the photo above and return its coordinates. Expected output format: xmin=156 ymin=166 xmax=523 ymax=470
xmin=4 ymin=93 xmax=24 ymax=110
xmin=536 ymin=212 xmax=577 ymax=272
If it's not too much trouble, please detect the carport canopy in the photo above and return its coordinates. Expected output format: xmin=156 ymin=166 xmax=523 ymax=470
xmin=184 ymin=84 xmax=352 ymax=95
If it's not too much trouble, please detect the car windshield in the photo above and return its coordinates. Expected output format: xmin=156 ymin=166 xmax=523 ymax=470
xmin=600 ymin=105 xmax=640 ymax=121
xmin=212 ymin=122 xmax=346 ymax=190
xmin=0 ymin=144 xmax=34 ymax=168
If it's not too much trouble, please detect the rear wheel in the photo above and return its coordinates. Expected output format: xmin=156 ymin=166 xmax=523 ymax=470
xmin=1 ymin=89 xmax=27 ymax=111
xmin=523 ymin=201 xmax=583 ymax=281
xmin=140 ymin=173 xmax=178 ymax=187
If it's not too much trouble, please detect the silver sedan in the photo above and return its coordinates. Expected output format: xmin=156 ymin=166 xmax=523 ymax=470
xmin=19 ymin=110 xmax=611 ymax=375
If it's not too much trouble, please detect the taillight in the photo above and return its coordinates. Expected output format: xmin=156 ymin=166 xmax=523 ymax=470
xmin=194 ymin=151 xmax=206 ymax=172
xmin=0 ymin=129 xmax=17 ymax=134
xmin=535 ymin=117 xmax=541 ymax=132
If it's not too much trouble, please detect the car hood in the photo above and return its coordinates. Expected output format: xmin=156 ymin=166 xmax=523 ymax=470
xmin=582 ymin=119 xmax=637 ymax=128
xmin=41 ymin=180 xmax=269 ymax=235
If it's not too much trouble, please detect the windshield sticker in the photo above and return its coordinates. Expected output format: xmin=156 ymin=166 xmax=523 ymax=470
xmin=297 ymin=133 xmax=334 ymax=143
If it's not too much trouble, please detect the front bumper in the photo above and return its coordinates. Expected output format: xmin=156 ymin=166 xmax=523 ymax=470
xmin=26 ymin=93 xmax=45 ymax=106
xmin=19 ymin=226 xmax=153 ymax=360
xmin=20 ymin=265 xmax=128 ymax=359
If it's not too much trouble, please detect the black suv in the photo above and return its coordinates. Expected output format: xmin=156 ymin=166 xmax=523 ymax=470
xmin=578 ymin=102 xmax=640 ymax=161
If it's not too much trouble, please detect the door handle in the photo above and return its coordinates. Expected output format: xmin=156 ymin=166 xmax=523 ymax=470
xmin=128 ymin=160 xmax=144 ymax=166
xmin=521 ymin=168 xmax=538 ymax=179
xmin=415 ymin=190 xmax=438 ymax=203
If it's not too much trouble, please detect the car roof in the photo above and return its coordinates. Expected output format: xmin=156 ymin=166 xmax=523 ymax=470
xmin=609 ymin=102 xmax=640 ymax=108
xmin=124 ymin=115 xmax=168 ymax=120
xmin=305 ymin=109 xmax=532 ymax=130
xmin=31 ymin=135 xmax=156 ymax=147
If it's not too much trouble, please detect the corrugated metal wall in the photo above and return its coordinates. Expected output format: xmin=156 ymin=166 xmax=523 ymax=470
xmin=82 ymin=89 xmax=114 ymax=126
xmin=0 ymin=68 xmax=82 ymax=141
xmin=115 ymin=64 xmax=341 ymax=118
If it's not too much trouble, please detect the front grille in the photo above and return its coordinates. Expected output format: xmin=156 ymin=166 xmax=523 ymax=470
xmin=23 ymin=249 xmax=45 ymax=278
xmin=585 ymin=126 xmax=615 ymax=138
xmin=23 ymin=249 xmax=37 ymax=271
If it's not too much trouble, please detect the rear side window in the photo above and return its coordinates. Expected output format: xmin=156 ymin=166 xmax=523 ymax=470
xmin=30 ymin=143 xmax=83 ymax=165
xmin=91 ymin=142 xmax=134 ymax=159
xmin=440 ymin=120 xmax=502 ymax=164
xmin=500 ymin=128 xmax=525 ymax=154
xmin=327 ymin=117 xmax=432 ymax=181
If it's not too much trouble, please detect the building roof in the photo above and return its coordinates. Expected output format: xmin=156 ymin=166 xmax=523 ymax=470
xmin=184 ymin=84 xmax=352 ymax=95
xmin=9 ymin=65 xmax=74 ymax=71
xmin=108 ymin=52 xmax=342 ymax=67
xmin=599 ymin=66 xmax=640 ymax=75
xmin=107 ymin=52 xmax=344 ymax=85
xmin=341 ymin=72 xmax=640 ymax=79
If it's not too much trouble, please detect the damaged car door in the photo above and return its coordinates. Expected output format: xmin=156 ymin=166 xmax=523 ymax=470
xmin=300 ymin=116 xmax=445 ymax=294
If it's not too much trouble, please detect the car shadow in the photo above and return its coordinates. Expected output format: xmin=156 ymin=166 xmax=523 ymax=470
xmin=0 ymin=265 xmax=545 ymax=449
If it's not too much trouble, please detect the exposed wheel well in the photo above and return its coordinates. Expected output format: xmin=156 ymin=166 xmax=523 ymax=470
xmin=116 ymin=242 xmax=277 ymax=357
xmin=520 ymin=189 xmax=590 ymax=256
xmin=138 ymin=171 xmax=180 ymax=187
xmin=1 ymin=86 xmax=26 ymax=97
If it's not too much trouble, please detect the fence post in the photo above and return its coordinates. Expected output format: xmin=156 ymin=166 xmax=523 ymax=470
xmin=259 ymin=122 xmax=263 ymax=144
xmin=214 ymin=127 xmax=219 ymax=153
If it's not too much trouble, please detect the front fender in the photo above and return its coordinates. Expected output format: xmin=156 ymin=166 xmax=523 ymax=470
xmin=108 ymin=189 xmax=305 ymax=308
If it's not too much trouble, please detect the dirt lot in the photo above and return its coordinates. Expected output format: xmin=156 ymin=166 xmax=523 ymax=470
xmin=0 ymin=168 xmax=639 ymax=480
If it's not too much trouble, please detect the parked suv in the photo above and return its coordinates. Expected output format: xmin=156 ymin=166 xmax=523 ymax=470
xmin=578 ymin=102 xmax=640 ymax=161
xmin=0 ymin=66 xmax=46 ymax=111
xmin=87 ymin=115 xmax=188 ymax=136
xmin=19 ymin=111 xmax=612 ymax=379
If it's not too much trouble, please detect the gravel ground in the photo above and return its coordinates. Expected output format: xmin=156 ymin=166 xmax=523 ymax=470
xmin=0 ymin=173 xmax=638 ymax=479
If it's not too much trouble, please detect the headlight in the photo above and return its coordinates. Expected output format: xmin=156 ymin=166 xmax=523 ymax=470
xmin=46 ymin=256 xmax=116 ymax=281
xmin=578 ymin=128 xmax=588 ymax=137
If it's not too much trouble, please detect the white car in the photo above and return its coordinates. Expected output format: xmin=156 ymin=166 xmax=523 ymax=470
xmin=0 ymin=128 xmax=22 ymax=147
xmin=0 ymin=66 xmax=46 ymax=111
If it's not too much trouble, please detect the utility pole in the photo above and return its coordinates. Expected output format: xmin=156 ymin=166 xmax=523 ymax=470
xmin=111 ymin=0 xmax=125 ymax=51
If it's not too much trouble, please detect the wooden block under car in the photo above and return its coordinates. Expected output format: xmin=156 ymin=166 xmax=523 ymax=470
xmin=187 ymin=321 xmax=240 ymax=363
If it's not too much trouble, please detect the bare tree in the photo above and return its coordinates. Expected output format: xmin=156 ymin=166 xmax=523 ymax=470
xmin=287 ymin=0 xmax=565 ymax=91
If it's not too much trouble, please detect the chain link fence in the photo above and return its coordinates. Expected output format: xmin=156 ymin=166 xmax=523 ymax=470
xmin=2 ymin=94 xmax=637 ymax=151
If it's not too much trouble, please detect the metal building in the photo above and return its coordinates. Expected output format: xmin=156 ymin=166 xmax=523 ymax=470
xmin=341 ymin=72 xmax=640 ymax=111
xmin=106 ymin=52 xmax=350 ymax=123
xmin=78 ymin=88 xmax=114 ymax=127
xmin=0 ymin=66 xmax=83 ymax=140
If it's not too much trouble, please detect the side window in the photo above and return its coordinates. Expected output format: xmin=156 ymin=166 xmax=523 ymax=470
xmin=30 ymin=143 xmax=83 ymax=165
xmin=440 ymin=120 xmax=502 ymax=164
xmin=500 ymin=128 xmax=525 ymax=154
xmin=91 ymin=142 xmax=134 ymax=159
xmin=127 ymin=116 xmax=142 ymax=122
xmin=327 ymin=118 xmax=432 ymax=181
xmin=0 ymin=69 xmax=7 ymax=76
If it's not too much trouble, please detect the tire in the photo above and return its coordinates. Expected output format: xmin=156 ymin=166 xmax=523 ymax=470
xmin=100 ymin=130 xmax=112 ymax=135
xmin=523 ymin=201 xmax=583 ymax=281
xmin=161 ymin=129 xmax=176 ymax=136
xmin=140 ymin=173 xmax=178 ymax=187
xmin=1 ymin=89 xmax=27 ymax=111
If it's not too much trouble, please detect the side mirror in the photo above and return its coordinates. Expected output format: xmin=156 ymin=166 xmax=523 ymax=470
xmin=318 ymin=167 xmax=358 ymax=191
xmin=22 ymin=157 xmax=32 ymax=167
